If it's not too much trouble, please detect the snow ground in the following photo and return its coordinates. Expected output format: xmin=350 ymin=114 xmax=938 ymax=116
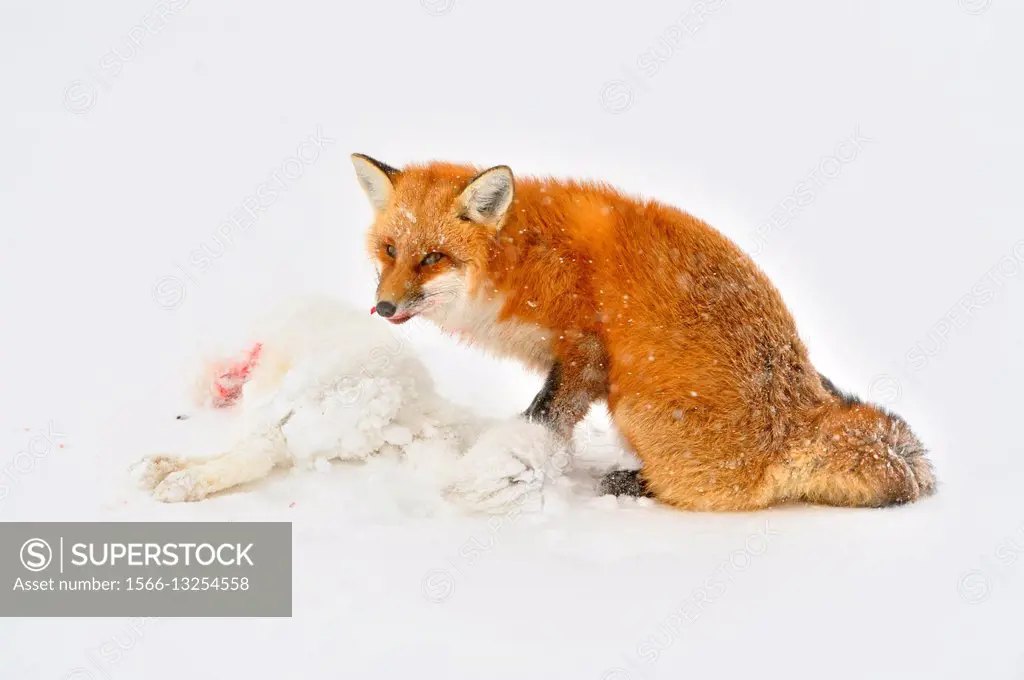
xmin=2 ymin=0 xmax=1023 ymax=678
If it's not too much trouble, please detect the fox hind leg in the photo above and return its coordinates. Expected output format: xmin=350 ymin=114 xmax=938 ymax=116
xmin=152 ymin=428 xmax=290 ymax=503
xmin=133 ymin=424 xmax=293 ymax=503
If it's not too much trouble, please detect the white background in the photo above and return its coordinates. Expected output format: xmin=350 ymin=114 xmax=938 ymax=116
xmin=1 ymin=0 xmax=1022 ymax=678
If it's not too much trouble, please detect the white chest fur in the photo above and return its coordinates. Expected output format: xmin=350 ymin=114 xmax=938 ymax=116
xmin=425 ymin=290 xmax=553 ymax=370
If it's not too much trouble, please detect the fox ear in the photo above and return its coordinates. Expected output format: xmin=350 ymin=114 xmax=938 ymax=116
xmin=351 ymin=153 xmax=399 ymax=212
xmin=457 ymin=165 xmax=514 ymax=227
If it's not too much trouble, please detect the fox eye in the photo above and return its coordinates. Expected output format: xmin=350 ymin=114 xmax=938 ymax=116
xmin=420 ymin=252 xmax=445 ymax=267
xmin=385 ymin=244 xmax=397 ymax=258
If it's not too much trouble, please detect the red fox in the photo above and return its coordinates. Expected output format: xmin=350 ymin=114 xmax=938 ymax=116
xmin=350 ymin=154 xmax=936 ymax=511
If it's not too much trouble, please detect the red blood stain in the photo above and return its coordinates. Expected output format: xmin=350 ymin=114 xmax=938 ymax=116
xmin=212 ymin=343 xmax=263 ymax=407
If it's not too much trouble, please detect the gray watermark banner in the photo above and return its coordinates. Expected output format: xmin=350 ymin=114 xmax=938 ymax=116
xmin=0 ymin=522 xmax=291 ymax=617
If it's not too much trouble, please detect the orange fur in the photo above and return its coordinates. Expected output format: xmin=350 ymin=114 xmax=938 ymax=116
xmin=353 ymin=157 xmax=936 ymax=511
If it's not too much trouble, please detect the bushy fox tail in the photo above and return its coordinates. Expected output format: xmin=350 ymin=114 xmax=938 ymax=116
xmin=784 ymin=377 xmax=936 ymax=507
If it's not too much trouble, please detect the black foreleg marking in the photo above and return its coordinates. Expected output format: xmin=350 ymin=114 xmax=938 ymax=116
xmin=523 ymin=361 xmax=562 ymax=424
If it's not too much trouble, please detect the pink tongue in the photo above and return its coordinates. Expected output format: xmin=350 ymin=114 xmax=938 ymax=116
xmin=370 ymin=306 xmax=377 ymax=315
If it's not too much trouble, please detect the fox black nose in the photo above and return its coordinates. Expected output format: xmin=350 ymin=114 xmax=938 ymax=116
xmin=375 ymin=301 xmax=397 ymax=318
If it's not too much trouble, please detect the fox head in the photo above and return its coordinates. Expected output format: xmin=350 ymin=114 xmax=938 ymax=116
xmin=350 ymin=154 xmax=515 ymax=325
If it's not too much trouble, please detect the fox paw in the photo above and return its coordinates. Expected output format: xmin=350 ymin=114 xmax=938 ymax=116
xmin=444 ymin=419 xmax=565 ymax=514
xmin=598 ymin=469 xmax=653 ymax=498
xmin=152 ymin=469 xmax=210 ymax=503
xmin=129 ymin=455 xmax=188 ymax=490
xmin=130 ymin=455 xmax=210 ymax=502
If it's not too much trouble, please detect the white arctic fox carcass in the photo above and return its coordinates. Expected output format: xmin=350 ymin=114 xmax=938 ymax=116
xmin=131 ymin=296 xmax=578 ymax=512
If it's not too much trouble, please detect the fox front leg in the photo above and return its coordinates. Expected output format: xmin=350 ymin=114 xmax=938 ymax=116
xmin=523 ymin=362 xmax=562 ymax=424
xmin=523 ymin=334 xmax=608 ymax=438
xmin=522 ymin=344 xmax=651 ymax=499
